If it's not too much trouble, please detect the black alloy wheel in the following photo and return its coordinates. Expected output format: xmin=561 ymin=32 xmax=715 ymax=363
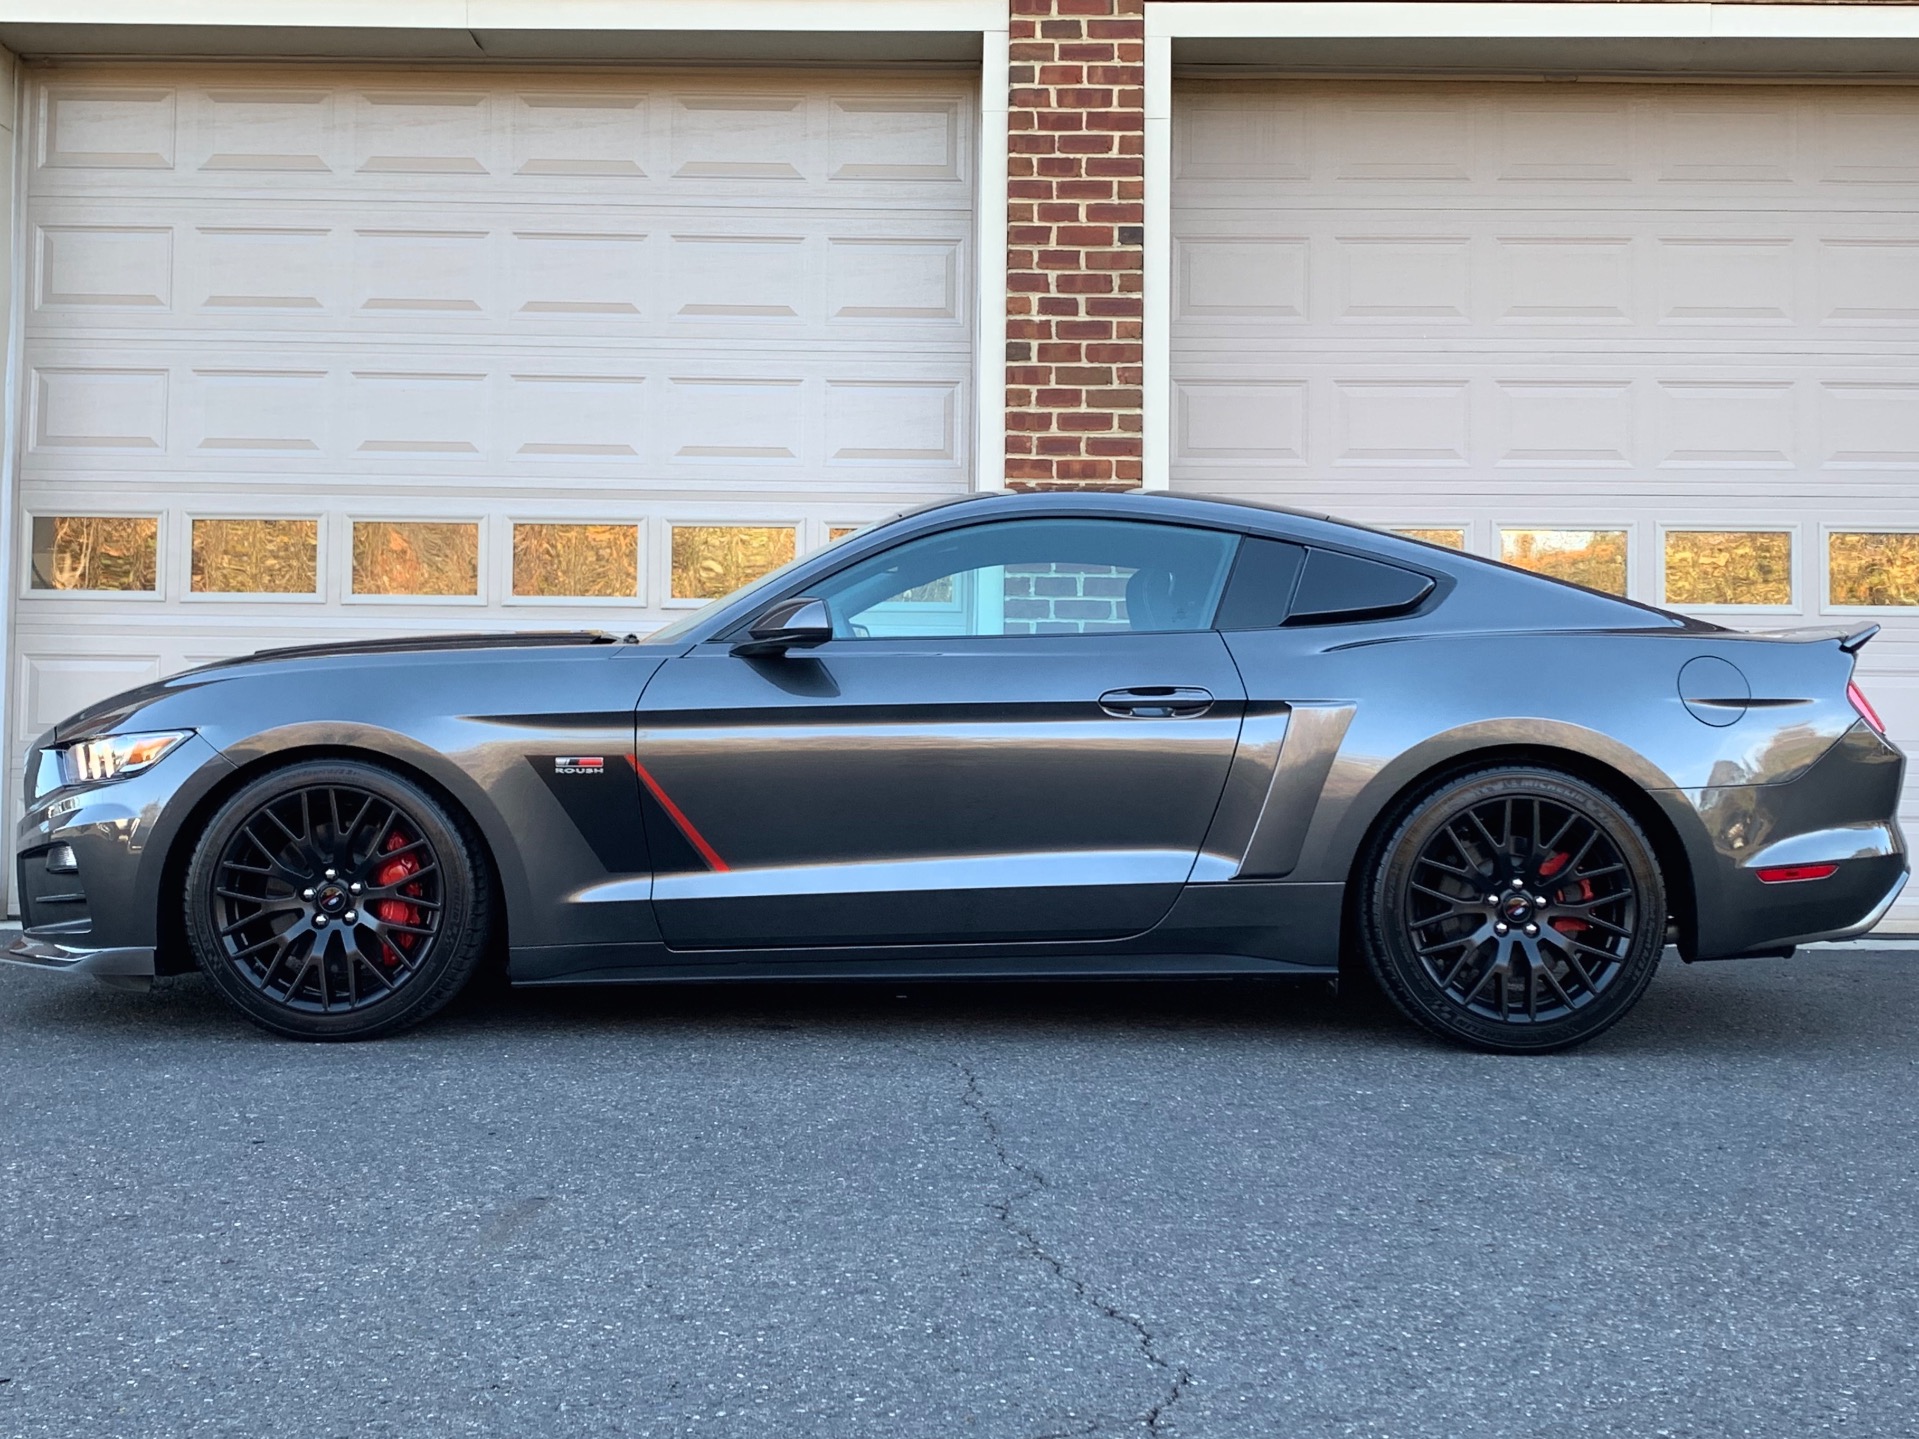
xmin=185 ymin=759 xmax=491 ymax=1039
xmin=1361 ymin=767 xmax=1667 ymax=1054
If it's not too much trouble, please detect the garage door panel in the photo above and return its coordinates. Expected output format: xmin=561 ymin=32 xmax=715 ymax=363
xmin=26 ymin=206 xmax=975 ymax=341
xmin=34 ymin=70 xmax=973 ymax=200
xmin=1173 ymin=79 xmax=1919 ymax=926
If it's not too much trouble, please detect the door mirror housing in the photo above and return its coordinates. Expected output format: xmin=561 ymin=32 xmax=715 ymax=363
xmin=732 ymin=597 xmax=833 ymax=657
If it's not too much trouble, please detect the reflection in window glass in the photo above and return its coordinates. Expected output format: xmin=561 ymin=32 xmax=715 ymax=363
xmin=671 ymin=526 xmax=796 ymax=601
xmin=1393 ymin=528 xmax=1466 ymax=551
xmin=828 ymin=526 xmax=859 ymax=542
xmin=31 ymin=516 xmax=158 ymax=591
xmin=1500 ymin=528 xmax=1628 ymax=595
xmin=1830 ymin=532 xmax=1919 ymax=607
xmin=814 ymin=519 xmax=1238 ymax=638
xmin=351 ymin=521 xmax=479 ymax=597
xmin=1664 ymin=530 xmax=1791 ymax=607
xmin=191 ymin=518 xmax=318 ymax=595
xmin=512 ymin=523 xmax=638 ymax=598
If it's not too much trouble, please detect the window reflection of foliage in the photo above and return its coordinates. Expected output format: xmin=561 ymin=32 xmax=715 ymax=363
xmin=351 ymin=521 xmax=479 ymax=597
xmin=1664 ymin=531 xmax=1791 ymax=607
xmin=1393 ymin=528 xmax=1466 ymax=551
xmin=191 ymin=518 xmax=318 ymax=594
xmin=31 ymin=516 xmax=157 ymax=591
xmin=1500 ymin=529 xmax=1628 ymax=595
xmin=670 ymin=526 xmax=795 ymax=600
xmin=1830 ymin=532 xmax=1919 ymax=607
xmin=512 ymin=523 xmax=637 ymax=598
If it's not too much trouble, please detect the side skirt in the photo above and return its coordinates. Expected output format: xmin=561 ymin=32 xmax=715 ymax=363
xmin=513 ymin=951 xmax=1333 ymax=987
xmin=509 ymin=880 xmax=1345 ymax=984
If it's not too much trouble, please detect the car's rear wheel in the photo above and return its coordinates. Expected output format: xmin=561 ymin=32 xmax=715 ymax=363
xmin=1360 ymin=767 xmax=1666 ymax=1054
xmin=184 ymin=759 xmax=491 ymax=1039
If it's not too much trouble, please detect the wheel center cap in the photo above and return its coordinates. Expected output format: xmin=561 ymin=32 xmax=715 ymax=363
xmin=317 ymin=885 xmax=348 ymax=914
xmin=1501 ymin=895 xmax=1535 ymax=925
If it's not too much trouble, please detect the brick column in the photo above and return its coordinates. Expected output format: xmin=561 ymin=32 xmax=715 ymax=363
xmin=1005 ymin=0 xmax=1146 ymax=490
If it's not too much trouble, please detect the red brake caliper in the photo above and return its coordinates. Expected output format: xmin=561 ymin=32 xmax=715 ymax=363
xmin=1539 ymin=851 xmax=1592 ymax=937
xmin=373 ymin=830 xmax=422 ymax=967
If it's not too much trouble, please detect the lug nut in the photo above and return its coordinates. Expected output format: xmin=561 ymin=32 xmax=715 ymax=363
xmin=1485 ymin=893 xmax=1501 ymax=905
xmin=324 ymin=868 xmax=337 ymax=880
xmin=1524 ymin=922 xmax=1539 ymax=937
xmin=301 ymin=888 xmax=315 ymax=900
xmin=1533 ymin=895 xmax=1548 ymax=907
xmin=1495 ymin=922 xmax=1509 ymax=935
xmin=314 ymin=914 xmax=329 ymax=927
xmin=343 ymin=911 xmax=357 ymax=924
xmin=349 ymin=882 xmax=363 ymax=895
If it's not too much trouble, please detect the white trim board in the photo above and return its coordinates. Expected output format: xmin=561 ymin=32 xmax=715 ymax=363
xmin=1151 ymin=3 xmax=1919 ymax=78
xmin=0 ymin=1 xmax=1001 ymax=61
xmin=1151 ymin=4 xmax=1919 ymax=43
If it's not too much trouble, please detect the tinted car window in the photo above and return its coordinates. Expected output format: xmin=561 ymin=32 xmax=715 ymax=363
xmin=812 ymin=518 xmax=1239 ymax=638
xmin=1214 ymin=540 xmax=1434 ymax=630
xmin=1289 ymin=549 xmax=1434 ymax=624
xmin=1214 ymin=538 xmax=1308 ymax=630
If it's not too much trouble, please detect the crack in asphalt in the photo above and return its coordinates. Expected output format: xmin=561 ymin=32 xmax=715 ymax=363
xmin=955 ymin=1062 xmax=1191 ymax=1438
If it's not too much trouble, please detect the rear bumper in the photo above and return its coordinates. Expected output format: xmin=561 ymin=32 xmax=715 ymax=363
xmin=1678 ymin=722 xmax=1910 ymax=960
xmin=1 ymin=928 xmax=155 ymax=978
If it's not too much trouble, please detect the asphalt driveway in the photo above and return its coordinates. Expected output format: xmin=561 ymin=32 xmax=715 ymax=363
xmin=2 ymin=948 xmax=1917 ymax=1438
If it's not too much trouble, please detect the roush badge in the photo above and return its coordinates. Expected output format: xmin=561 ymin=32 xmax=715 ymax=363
xmin=554 ymin=756 xmax=606 ymax=776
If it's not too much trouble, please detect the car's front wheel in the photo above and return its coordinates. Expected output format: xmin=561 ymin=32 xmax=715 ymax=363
xmin=183 ymin=759 xmax=491 ymax=1039
xmin=1360 ymin=766 xmax=1667 ymax=1054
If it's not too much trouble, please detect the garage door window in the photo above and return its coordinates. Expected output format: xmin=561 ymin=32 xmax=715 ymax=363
xmin=1499 ymin=529 xmax=1628 ymax=595
xmin=1664 ymin=531 xmax=1793 ymax=608
xmin=670 ymin=526 xmax=797 ymax=602
xmin=1830 ymin=532 xmax=1919 ymax=608
xmin=29 ymin=516 xmax=157 ymax=593
xmin=350 ymin=521 xmax=480 ymax=598
xmin=190 ymin=519 xmax=319 ymax=596
xmin=512 ymin=523 xmax=639 ymax=600
xmin=1393 ymin=528 xmax=1465 ymax=551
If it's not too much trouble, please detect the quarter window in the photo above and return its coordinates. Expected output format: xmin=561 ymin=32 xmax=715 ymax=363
xmin=811 ymin=518 xmax=1239 ymax=638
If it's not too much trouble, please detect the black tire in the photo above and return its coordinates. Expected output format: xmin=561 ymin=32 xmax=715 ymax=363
xmin=184 ymin=759 xmax=492 ymax=1040
xmin=1359 ymin=767 xmax=1666 ymax=1054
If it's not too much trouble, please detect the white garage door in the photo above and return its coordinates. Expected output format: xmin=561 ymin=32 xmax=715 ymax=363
xmin=1172 ymin=79 xmax=1919 ymax=927
xmin=11 ymin=61 xmax=974 ymax=857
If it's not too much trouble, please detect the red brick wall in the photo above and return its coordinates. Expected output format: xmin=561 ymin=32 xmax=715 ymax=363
xmin=1005 ymin=0 xmax=1146 ymax=491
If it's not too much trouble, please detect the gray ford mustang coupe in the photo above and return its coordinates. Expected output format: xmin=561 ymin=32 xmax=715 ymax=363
xmin=5 ymin=491 xmax=1906 ymax=1052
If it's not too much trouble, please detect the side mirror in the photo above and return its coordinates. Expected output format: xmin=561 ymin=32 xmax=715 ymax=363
xmin=731 ymin=597 xmax=834 ymax=658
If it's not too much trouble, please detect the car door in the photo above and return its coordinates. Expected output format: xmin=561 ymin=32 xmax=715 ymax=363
xmin=633 ymin=516 xmax=1250 ymax=951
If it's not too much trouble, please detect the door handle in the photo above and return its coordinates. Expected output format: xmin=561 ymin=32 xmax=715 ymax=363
xmin=1099 ymin=686 xmax=1215 ymax=719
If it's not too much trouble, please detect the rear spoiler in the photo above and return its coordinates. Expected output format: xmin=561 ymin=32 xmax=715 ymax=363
xmin=1738 ymin=621 xmax=1880 ymax=653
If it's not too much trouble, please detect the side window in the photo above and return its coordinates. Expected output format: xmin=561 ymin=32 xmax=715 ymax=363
xmin=812 ymin=518 xmax=1240 ymax=638
xmin=1215 ymin=538 xmax=1435 ymax=630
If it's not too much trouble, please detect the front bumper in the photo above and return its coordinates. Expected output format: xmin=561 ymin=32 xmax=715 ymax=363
xmin=2 ymin=927 xmax=156 ymax=984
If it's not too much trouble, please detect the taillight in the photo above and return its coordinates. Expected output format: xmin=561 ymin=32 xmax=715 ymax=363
xmin=1848 ymin=680 xmax=1887 ymax=736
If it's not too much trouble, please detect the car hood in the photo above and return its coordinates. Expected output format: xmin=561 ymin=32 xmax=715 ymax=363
xmin=51 ymin=630 xmax=634 ymax=742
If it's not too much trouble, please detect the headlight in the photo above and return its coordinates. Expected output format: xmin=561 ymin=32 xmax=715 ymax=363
xmin=57 ymin=730 xmax=192 ymax=787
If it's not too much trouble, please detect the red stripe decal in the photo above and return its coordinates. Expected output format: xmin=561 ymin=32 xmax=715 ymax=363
xmin=627 ymin=755 xmax=730 ymax=873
